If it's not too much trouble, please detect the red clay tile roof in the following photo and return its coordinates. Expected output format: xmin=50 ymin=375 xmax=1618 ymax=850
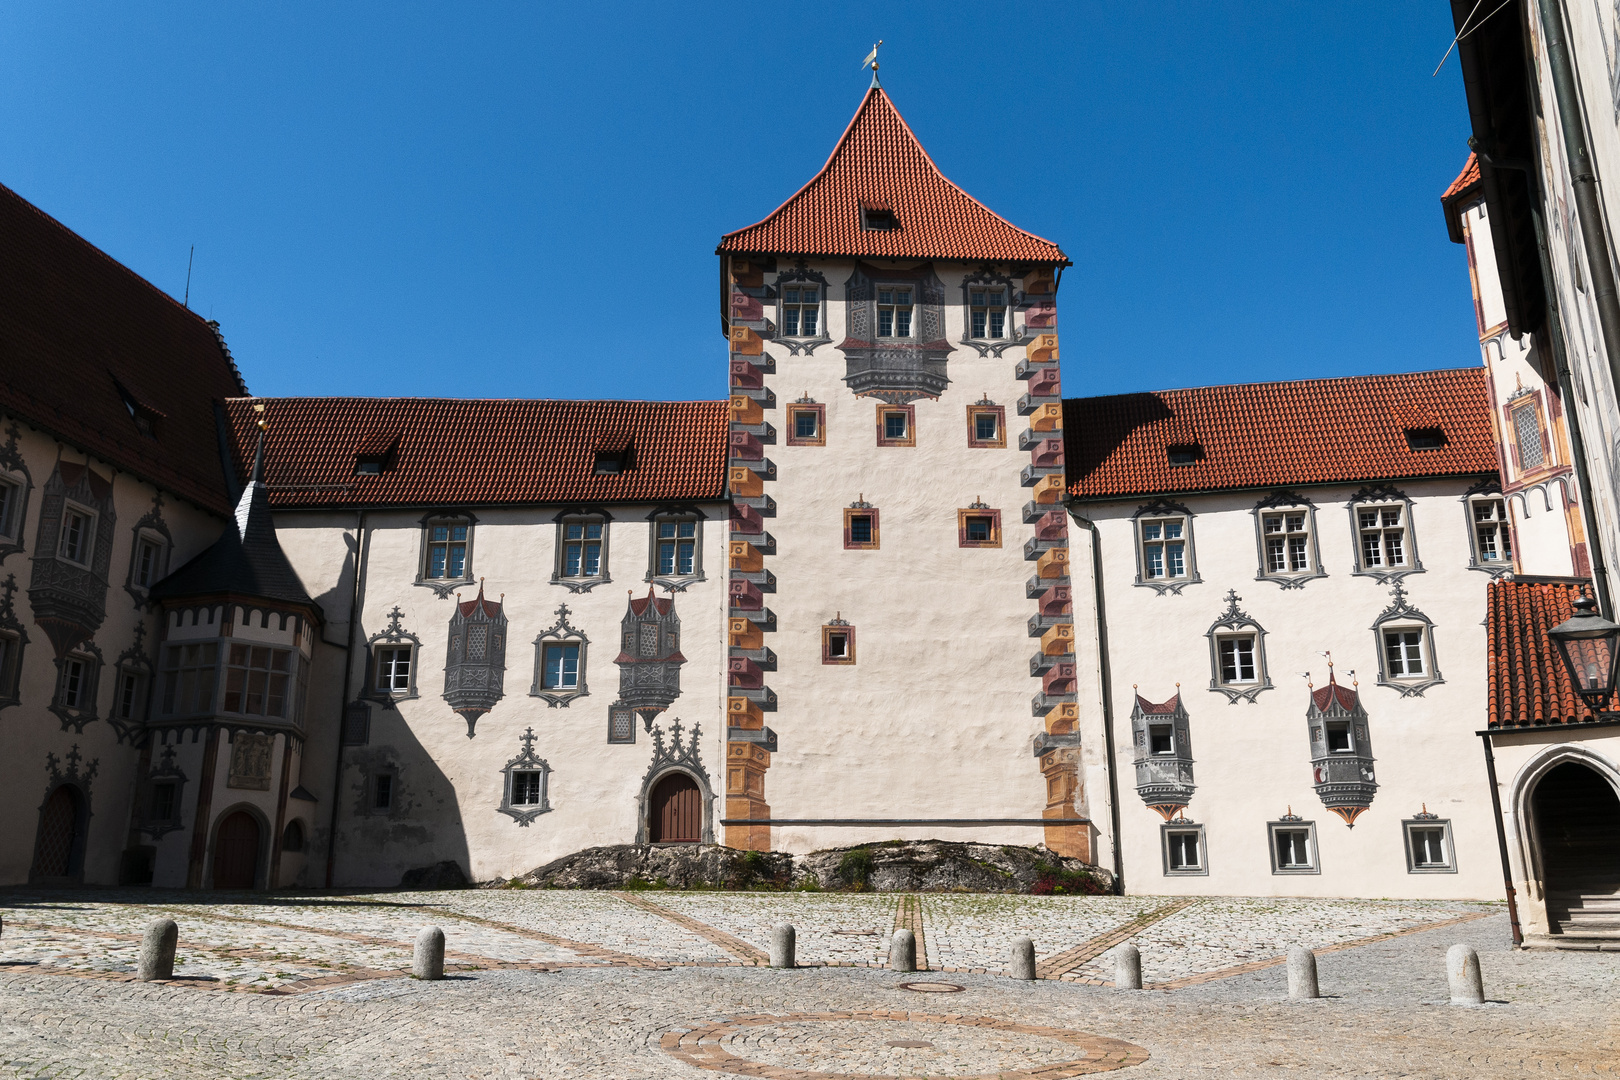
xmin=1065 ymin=368 xmax=1498 ymax=499
xmin=718 ymin=87 xmax=1068 ymax=264
xmin=458 ymin=584 xmax=503 ymax=619
xmin=1134 ymin=693 xmax=1180 ymax=715
xmin=1441 ymin=153 xmax=1482 ymax=243
xmin=0 ymin=182 xmax=246 ymax=513
xmin=1309 ymin=678 xmax=1361 ymax=715
xmin=221 ymin=398 xmax=729 ymax=508
xmin=1487 ymin=578 xmax=1615 ymax=727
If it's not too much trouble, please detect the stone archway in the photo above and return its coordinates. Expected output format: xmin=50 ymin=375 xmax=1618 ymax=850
xmin=211 ymin=807 xmax=264 ymax=890
xmin=649 ymin=771 xmax=703 ymax=843
xmin=1531 ymin=761 xmax=1620 ymax=937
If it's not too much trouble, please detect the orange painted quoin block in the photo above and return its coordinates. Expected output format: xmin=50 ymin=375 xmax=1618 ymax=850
xmin=729 ymin=325 xmax=764 ymax=355
xmin=728 ymin=617 xmax=764 ymax=650
xmin=1024 ymin=270 xmax=1056 ymax=295
xmin=730 ymin=395 xmax=764 ymax=426
xmin=1032 ymin=473 xmax=1067 ymax=504
xmin=728 ymin=467 xmax=764 ymax=497
xmin=727 ymin=696 xmax=764 ymax=729
xmin=1041 ymin=622 xmax=1075 ymax=656
xmin=1027 ymin=334 xmax=1059 ymax=363
xmin=1045 ymin=702 xmax=1080 ymax=734
xmin=1029 ymin=403 xmax=1064 ymax=432
xmin=730 ymin=259 xmax=764 ymax=288
xmin=1036 ymin=547 xmax=1070 ymax=578
xmin=728 ymin=541 xmax=763 ymax=571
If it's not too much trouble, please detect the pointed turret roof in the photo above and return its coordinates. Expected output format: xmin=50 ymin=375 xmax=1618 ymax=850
xmin=150 ymin=433 xmax=318 ymax=615
xmin=718 ymin=87 xmax=1068 ymax=264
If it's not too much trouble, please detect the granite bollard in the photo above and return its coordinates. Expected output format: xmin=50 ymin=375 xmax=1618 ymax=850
xmin=1287 ymin=946 xmax=1319 ymax=999
xmin=413 ymin=925 xmax=445 ymax=980
xmin=1114 ymin=943 xmax=1143 ymax=990
xmin=1010 ymin=936 xmax=1036 ymax=980
xmin=889 ymin=928 xmax=917 ymax=973
xmin=137 ymin=918 xmax=178 ymax=981
xmin=770 ymin=924 xmax=796 ymax=969
xmin=1447 ymin=943 xmax=1484 ymax=1005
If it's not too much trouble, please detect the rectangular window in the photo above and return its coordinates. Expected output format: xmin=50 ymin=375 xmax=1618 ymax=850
xmin=161 ymin=642 xmax=219 ymax=716
xmin=511 ymin=770 xmax=544 ymax=806
xmin=966 ymin=404 xmax=1006 ymax=448
xmin=781 ymin=286 xmax=820 ymax=338
xmin=1405 ymin=819 xmax=1456 ymax=872
xmin=562 ymin=520 xmax=604 ymax=577
xmin=875 ymin=403 xmax=915 ymax=447
xmin=1512 ymin=401 xmax=1546 ymax=469
xmin=542 ymin=643 xmax=580 ymax=690
xmin=222 ymin=644 xmax=292 ymax=717
xmin=149 ymin=781 xmax=177 ymax=822
xmin=877 ymin=288 xmax=913 ymax=338
xmin=1262 ymin=511 xmax=1311 ymax=573
xmin=656 ymin=519 xmax=696 ymax=576
xmin=374 ymin=646 xmax=412 ymax=694
xmin=958 ymin=508 xmax=1002 ymax=549
xmin=0 ymin=478 xmax=19 ymax=539
xmin=1149 ymin=724 xmax=1173 ymax=755
xmin=787 ymin=403 xmax=825 ymax=447
xmin=1218 ymin=636 xmax=1257 ymax=684
xmin=1384 ymin=629 xmax=1425 ymax=677
xmin=59 ymin=507 xmax=94 ymax=565
xmin=844 ymin=509 xmax=879 ymax=549
xmin=885 ymin=411 xmax=907 ymax=440
xmin=1166 ymin=829 xmax=1203 ymax=872
xmin=1140 ymin=518 xmax=1187 ymax=579
xmin=133 ymin=536 xmax=163 ymax=588
xmin=1356 ymin=505 xmax=1407 ymax=569
xmin=965 ymin=516 xmax=992 ymax=543
xmin=1269 ymin=821 xmax=1318 ymax=873
xmin=116 ymin=670 xmax=144 ymax=720
xmin=373 ymin=773 xmax=393 ymax=810
xmin=1473 ymin=499 xmax=1512 ymax=563
xmin=969 ymin=288 xmax=1007 ymax=339
xmin=822 ymin=623 xmax=856 ymax=664
xmin=1325 ymin=720 xmax=1353 ymax=752
xmin=0 ymin=632 xmax=19 ymax=699
xmin=58 ymin=657 xmax=86 ymax=709
xmin=425 ymin=521 xmax=469 ymax=580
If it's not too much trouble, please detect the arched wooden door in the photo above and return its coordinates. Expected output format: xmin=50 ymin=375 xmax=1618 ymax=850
xmin=213 ymin=811 xmax=262 ymax=889
xmin=1533 ymin=762 xmax=1620 ymax=936
xmin=649 ymin=773 xmax=702 ymax=843
xmin=31 ymin=786 xmax=81 ymax=879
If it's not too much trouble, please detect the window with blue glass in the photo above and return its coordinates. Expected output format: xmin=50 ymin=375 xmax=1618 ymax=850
xmin=562 ymin=519 xmax=605 ymax=578
xmin=542 ymin=643 xmax=580 ymax=691
xmin=424 ymin=518 xmax=470 ymax=580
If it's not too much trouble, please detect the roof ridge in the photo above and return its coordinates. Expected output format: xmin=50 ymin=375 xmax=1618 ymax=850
xmin=1063 ymin=366 xmax=1482 ymax=406
xmin=226 ymin=396 xmax=729 ymax=406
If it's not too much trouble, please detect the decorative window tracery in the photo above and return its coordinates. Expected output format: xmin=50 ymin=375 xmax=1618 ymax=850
xmin=530 ymin=603 xmax=589 ymax=707
xmin=497 ymin=727 xmax=553 ymax=825
xmin=1132 ymin=498 xmax=1201 ymax=595
xmin=1369 ymin=581 xmax=1444 ymax=696
xmin=1204 ymin=591 xmax=1272 ymax=703
xmin=1251 ymin=490 xmax=1326 ymax=589
xmin=774 ymin=263 xmax=832 ymax=356
xmin=367 ymin=606 xmax=421 ymax=703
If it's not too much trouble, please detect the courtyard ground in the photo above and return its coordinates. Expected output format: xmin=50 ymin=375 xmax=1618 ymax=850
xmin=0 ymin=888 xmax=1613 ymax=1078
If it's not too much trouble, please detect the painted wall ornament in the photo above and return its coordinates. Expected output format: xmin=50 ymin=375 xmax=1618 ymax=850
xmin=496 ymin=727 xmax=553 ymax=825
xmin=837 ymin=261 xmax=950 ymax=403
xmin=443 ymin=581 xmax=507 ymax=738
xmin=0 ymin=422 xmax=34 ymax=565
xmin=28 ymin=460 xmax=116 ymax=658
xmin=634 ymin=717 xmax=713 ymax=845
xmin=613 ymin=587 xmax=684 ymax=732
xmin=1303 ymin=656 xmax=1377 ymax=826
xmin=0 ymin=573 xmax=29 ymax=713
xmin=227 ymin=731 xmax=274 ymax=790
xmin=1129 ymin=688 xmax=1196 ymax=819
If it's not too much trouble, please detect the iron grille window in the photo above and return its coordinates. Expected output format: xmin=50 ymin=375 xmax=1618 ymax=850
xmin=1512 ymin=402 xmax=1545 ymax=469
xmin=849 ymin=514 xmax=874 ymax=545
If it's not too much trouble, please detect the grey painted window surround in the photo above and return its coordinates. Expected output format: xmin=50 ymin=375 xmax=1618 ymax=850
xmin=1346 ymin=484 xmax=1424 ymax=583
xmin=551 ymin=507 xmax=613 ymax=593
xmin=1131 ymin=498 xmax=1202 ymax=595
xmin=530 ymin=603 xmax=589 ymax=707
xmin=50 ymin=642 xmax=104 ymax=732
xmin=0 ymin=422 xmax=34 ymax=564
xmin=774 ymin=263 xmax=832 ymax=356
xmin=1268 ymin=817 xmax=1319 ymax=874
xmin=1161 ymin=821 xmax=1209 ymax=876
xmin=958 ymin=268 xmax=1025 ymax=357
xmin=497 ymin=727 xmax=552 ymax=825
xmin=1369 ymin=581 xmax=1445 ymax=697
xmin=367 ymin=606 xmax=421 ymax=704
xmin=1403 ymin=815 xmax=1457 ymax=873
xmin=414 ymin=511 xmax=477 ymax=599
xmin=1205 ymin=590 xmax=1272 ymax=703
xmin=1251 ymin=490 xmax=1327 ymax=589
xmin=0 ymin=573 xmax=29 ymax=712
xmin=1461 ymin=478 xmax=1514 ymax=577
xmin=123 ymin=494 xmax=173 ymax=608
xmin=645 ymin=505 xmax=708 ymax=592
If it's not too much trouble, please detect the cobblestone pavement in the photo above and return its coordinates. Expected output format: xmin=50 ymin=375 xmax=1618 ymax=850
xmin=1 ymin=890 xmax=1614 ymax=1078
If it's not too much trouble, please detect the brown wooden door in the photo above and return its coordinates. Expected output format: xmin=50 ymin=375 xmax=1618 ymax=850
xmin=649 ymin=773 xmax=701 ymax=843
xmin=31 ymin=786 xmax=80 ymax=878
xmin=1534 ymin=762 xmax=1620 ymax=936
xmin=213 ymin=811 xmax=261 ymax=889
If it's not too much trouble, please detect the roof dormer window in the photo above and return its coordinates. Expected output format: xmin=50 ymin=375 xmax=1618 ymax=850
xmin=1167 ymin=444 xmax=1203 ymax=466
xmin=1404 ymin=428 xmax=1447 ymax=451
xmin=860 ymin=199 xmax=899 ymax=231
xmin=593 ymin=452 xmax=624 ymax=475
xmin=353 ymin=432 xmax=398 ymax=476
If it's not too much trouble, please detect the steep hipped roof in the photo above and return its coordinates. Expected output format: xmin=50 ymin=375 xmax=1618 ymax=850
xmin=151 ymin=450 xmax=317 ymax=613
xmin=1134 ymin=693 xmax=1180 ymax=715
xmin=220 ymin=398 xmax=729 ymax=508
xmin=1487 ymin=578 xmax=1616 ymax=727
xmin=1065 ymin=368 xmax=1497 ymax=499
xmin=0 ymin=181 xmax=246 ymax=514
xmin=1309 ymin=677 xmax=1362 ymax=715
xmin=718 ymin=86 xmax=1068 ymax=264
xmin=1442 ymin=153 xmax=1482 ymax=243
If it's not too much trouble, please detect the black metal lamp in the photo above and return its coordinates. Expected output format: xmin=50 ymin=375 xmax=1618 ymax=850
xmin=1549 ymin=594 xmax=1620 ymax=711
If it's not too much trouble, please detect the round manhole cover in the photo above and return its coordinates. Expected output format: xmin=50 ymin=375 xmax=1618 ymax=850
xmin=661 ymin=1011 xmax=1150 ymax=1079
xmin=898 ymin=981 xmax=966 ymax=993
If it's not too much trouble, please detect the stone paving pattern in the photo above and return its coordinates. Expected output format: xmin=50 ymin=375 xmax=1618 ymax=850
xmin=1 ymin=890 xmax=1613 ymax=1078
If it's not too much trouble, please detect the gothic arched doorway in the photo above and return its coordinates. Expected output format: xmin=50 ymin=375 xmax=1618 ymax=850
xmin=648 ymin=772 xmax=702 ymax=843
xmin=31 ymin=785 xmax=83 ymax=879
xmin=1532 ymin=762 xmax=1620 ymax=936
xmin=213 ymin=810 xmax=262 ymax=889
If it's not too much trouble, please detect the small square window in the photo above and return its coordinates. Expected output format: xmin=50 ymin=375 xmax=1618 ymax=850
xmin=608 ymin=705 xmax=636 ymax=744
xmin=1325 ymin=720 xmax=1353 ymax=752
xmin=594 ymin=451 xmax=624 ymax=475
xmin=372 ymin=773 xmax=394 ymax=811
xmin=875 ymin=403 xmax=915 ymax=447
xmin=844 ymin=507 xmax=880 ymax=550
xmin=1163 ymin=824 xmax=1206 ymax=875
xmin=1269 ymin=820 xmax=1318 ymax=874
xmin=788 ymin=403 xmax=826 ymax=447
xmin=966 ymin=405 xmax=1006 ymax=448
xmin=1167 ymin=444 xmax=1203 ymax=466
xmin=957 ymin=508 xmax=1002 ymax=549
xmin=1404 ymin=819 xmax=1456 ymax=873
xmin=822 ymin=623 xmax=856 ymax=665
xmin=1149 ymin=724 xmax=1173 ymax=755
xmin=862 ymin=207 xmax=899 ymax=231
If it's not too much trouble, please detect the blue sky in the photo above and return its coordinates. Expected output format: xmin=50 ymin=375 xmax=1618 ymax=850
xmin=1 ymin=3 xmax=1478 ymax=402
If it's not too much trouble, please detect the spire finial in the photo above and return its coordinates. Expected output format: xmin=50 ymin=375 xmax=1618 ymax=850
xmin=250 ymin=403 xmax=267 ymax=483
xmin=862 ymin=40 xmax=884 ymax=87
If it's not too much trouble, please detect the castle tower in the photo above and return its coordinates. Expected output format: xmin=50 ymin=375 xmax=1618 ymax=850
xmin=718 ymin=83 xmax=1085 ymax=857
